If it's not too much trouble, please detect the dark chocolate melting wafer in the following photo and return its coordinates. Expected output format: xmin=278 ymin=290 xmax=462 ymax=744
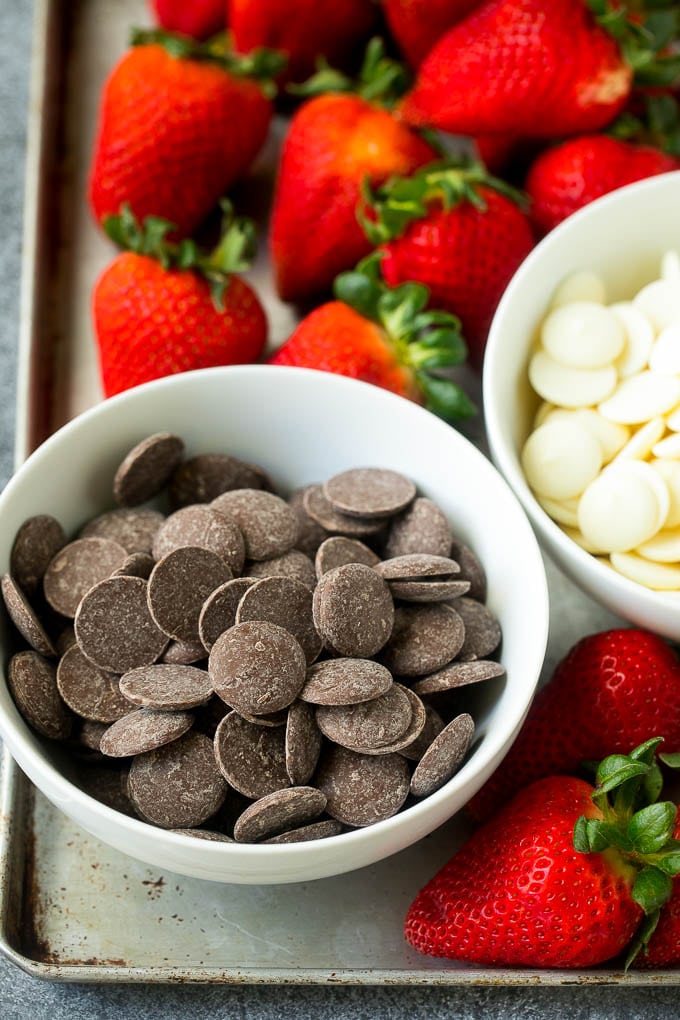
xmin=380 ymin=604 xmax=464 ymax=676
xmin=119 ymin=663 xmax=213 ymax=710
xmin=209 ymin=620 xmax=306 ymax=715
xmin=316 ymin=684 xmax=412 ymax=751
xmin=100 ymin=707 xmax=193 ymax=758
xmin=412 ymin=660 xmax=506 ymax=696
xmin=147 ymin=546 xmax=233 ymax=643
xmin=211 ymin=489 xmax=299 ymax=561
xmin=454 ymin=597 xmax=502 ymax=661
xmin=303 ymin=485 xmax=385 ymax=538
xmin=323 ymin=468 xmax=416 ymax=519
xmin=152 ymin=505 xmax=245 ymax=574
xmin=314 ymin=536 xmax=380 ymax=579
xmin=247 ymin=550 xmax=317 ymax=589
xmin=315 ymin=745 xmax=410 ymax=827
xmin=288 ymin=486 xmax=329 ymax=557
xmin=113 ymin=432 xmax=185 ymax=507
xmin=80 ymin=509 xmax=164 ymax=556
xmin=44 ymin=538 xmax=128 ymax=618
xmin=75 ymin=576 xmax=168 ymax=673
xmin=236 ymin=575 xmax=321 ymax=665
xmin=57 ymin=645 xmax=130 ymax=722
xmin=285 ymin=699 xmax=322 ymax=785
xmin=169 ymin=453 xmax=268 ymax=507
xmin=128 ymin=731 xmax=227 ymax=828
xmin=263 ymin=819 xmax=342 ymax=844
xmin=7 ymin=650 xmax=73 ymax=740
xmin=313 ymin=563 xmax=394 ymax=658
xmin=198 ymin=577 xmax=257 ymax=651
xmin=233 ymin=786 xmax=327 ymax=843
xmin=385 ymin=498 xmax=453 ymax=559
xmin=214 ymin=712 xmax=290 ymax=798
xmin=410 ymin=713 xmax=475 ymax=798
xmin=10 ymin=515 xmax=66 ymax=597
xmin=1 ymin=574 xmax=56 ymax=656
xmin=300 ymin=658 xmax=392 ymax=706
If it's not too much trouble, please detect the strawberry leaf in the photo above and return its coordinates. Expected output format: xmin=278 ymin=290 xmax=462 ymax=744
xmin=659 ymin=751 xmax=680 ymax=768
xmin=595 ymin=757 xmax=649 ymax=794
xmin=627 ymin=802 xmax=677 ymax=854
xmin=289 ymin=38 xmax=409 ymax=107
xmin=416 ymin=373 xmax=476 ymax=422
xmin=643 ymin=763 xmax=665 ymax=805
xmin=631 ymin=866 xmax=674 ymax=914
xmin=334 ymin=271 xmax=382 ymax=320
xmin=624 ymin=909 xmax=661 ymax=971
xmin=654 ymin=849 xmax=680 ymax=877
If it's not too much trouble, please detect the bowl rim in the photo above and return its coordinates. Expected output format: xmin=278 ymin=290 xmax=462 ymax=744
xmin=0 ymin=365 xmax=550 ymax=865
xmin=483 ymin=171 xmax=680 ymax=618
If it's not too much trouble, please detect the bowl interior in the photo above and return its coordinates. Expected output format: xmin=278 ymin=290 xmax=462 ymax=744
xmin=484 ymin=171 xmax=680 ymax=636
xmin=0 ymin=366 xmax=549 ymax=881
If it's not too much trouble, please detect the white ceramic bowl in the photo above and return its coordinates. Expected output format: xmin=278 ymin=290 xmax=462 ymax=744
xmin=0 ymin=366 xmax=548 ymax=883
xmin=484 ymin=171 xmax=680 ymax=640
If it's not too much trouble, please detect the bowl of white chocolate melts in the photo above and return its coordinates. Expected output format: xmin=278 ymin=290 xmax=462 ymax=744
xmin=484 ymin=170 xmax=680 ymax=639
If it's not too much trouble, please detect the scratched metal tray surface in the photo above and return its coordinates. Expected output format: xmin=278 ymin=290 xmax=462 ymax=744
xmin=1 ymin=0 xmax=679 ymax=986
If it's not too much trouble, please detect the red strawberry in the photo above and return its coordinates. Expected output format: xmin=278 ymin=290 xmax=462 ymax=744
xmin=149 ymin=0 xmax=225 ymax=39
xmin=399 ymin=0 xmax=633 ymax=138
xmin=229 ymin=0 xmax=377 ymax=83
xmin=383 ymin=0 xmax=482 ymax=67
xmin=268 ymin=256 xmax=475 ymax=421
xmin=638 ymin=815 xmax=680 ymax=968
xmin=89 ymin=31 xmax=281 ymax=237
xmin=360 ymin=160 xmax=535 ymax=370
xmin=270 ymin=40 xmax=437 ymax=303
xmin=93 ymin=205 xmax=267 ymax=397
xmin=406 ymin=740 xmax=680 ymax=968
xmin=468 ymin=629 xmax=680 ymax=823
xmin=526 ymin=134 xmax=679 ymax=234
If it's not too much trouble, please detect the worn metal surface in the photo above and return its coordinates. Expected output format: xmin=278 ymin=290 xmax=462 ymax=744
xmin=1 ymin=0 xmax=679 ymax=987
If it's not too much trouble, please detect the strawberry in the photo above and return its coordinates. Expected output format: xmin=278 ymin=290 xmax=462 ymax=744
xmin=229 ymin=0 xmax=377 ymax=83
xmin=149 ymin=0 xmax=225 ymax=39
xmin=399 ymin=0 xmax=636 ymax=139
xmin=93 ymin=204 xmax=267 ymax=397
xmin=526 ymin=134 xmax=679 ymax=233
xmin=406 ymin=739 xmax=680 ymax=968
xmin=89 ymin=30 xmax=283 ymax=238
xmin=270 ymin=39 xmax=438 ymax=303
xmin=268 ymin=255 xmax=475 ymax=422
xmin=468 ymin=629 xmax=680 ymax=823
xmin=382 ymin=0 xmax=482 ymax=68
xmin=359 ymin=160 xmax=535 ymax=370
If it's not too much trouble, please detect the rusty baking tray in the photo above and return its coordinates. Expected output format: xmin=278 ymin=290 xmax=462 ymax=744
xmin=1 ymin=0 xmax=679 ymax=985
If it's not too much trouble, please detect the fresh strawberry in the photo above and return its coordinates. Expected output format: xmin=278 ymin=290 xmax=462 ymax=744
xmin=93 ymin=204 xmax=267 ymax=397
xmin=399 ymin=0 xmax=637 ymax=138
xmin=268 ymin=255 xmax=475 ymax=422
xmin=360 ymin=160 xmax=535 ymax=370
xmin=229 ymin=0 xmax=377 ymax=83
xmin=526 ymin=134 xmax=678 ymax=233
xmin=382 ymin=0 xmax=482 ymax=67
xmin=270 ymin=40 xmax=438 ymax=303
xmin=89 ymin=30 xmax=283 ymax=238
xmin=468 ymin=629 xmax=680 ymax=823
xmin=406 ymin=739 xmax=680 ymax=968
xmin=149 ymin=0 xmax=225 ymax=39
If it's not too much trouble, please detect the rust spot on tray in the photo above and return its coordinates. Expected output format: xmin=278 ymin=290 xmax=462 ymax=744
xmin=19 ymin=820 xmax=56 ymax=965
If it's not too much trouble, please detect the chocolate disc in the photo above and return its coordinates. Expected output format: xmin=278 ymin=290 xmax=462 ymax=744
xmin=198 ymin=577 xmax=257 ymax=651
xmin=160 ymin=639 xmax=208 ymax=665
xmin=57 ymin=645 xmax=130 ymax=722
xmin=99 ymin=707 xmax=193 ymax=758
xmin=454 ymin=597 xmax=502 ymax=660
xmin=128 ymin=731 xmax=227 ymax=828
xmin=214 ymin=712 xmax=290 ymax=799
xmin=450 ymin=538 xmax=487 ymax=602
xmin=399 ymin=703 xmax=445 ymax=762
xmin=211 ymin=489 xmax=299 ymax=561
xmin=171 ymin=829 xmax=234 ymax=842
xmin=388 ymin=579 xmax=471 ymax=603
xmin=313 ymin=563 xmax=394 ymax=658
xmin=285 ymin=699 xmax=322 ymax=785
xmin=152 ymin=505 xmax=245 ymax=574
xmin=385 ymin=497 xmax=453 ymax=559
xmin=1 ymin=573 xmax=56 ymax=656
xmin=412 ymin=660 xmax=506 ymax=696
xmin=236 ymin=575 xmax=322 ymax=665
xmin=119 ymin=663 xmax=213 ymax=710
xmin=263 ymin=820 xmax=343 ymax=844
xmin=44 ymin=538 xmax=128 ymax=618
xmin=314 ymin=536 xmax=380 ymax=579
xmin=300 ymin=658 xmax=393 ymax=706
xmin=288 ymin=486 xmax=329 ymax=557
xmin=147 ymin=546 xmax=233 ymax=643
xmin=247 ymin=550 xmax=317 ymax=590
xmin=233 ymin=786 xmax=327 ymax=843
xmin=323 ymin=468 xmax=416 ymax=519
xmin=75 ymin=576 xmax=168 ymax=673
xmin=302 ymin=486 xmax=385 ymax=538
xmin=315 ymin=745 xmax=410 ymax=827
xmin=316 ymin=683 xmax=413 ymax=751
xmin=7 ymin=650 xmax=73 ymax=739
xmin=113 ymin=433 xmax=185 ymax=507
xmin=380 ymin=604 xmax=465 ymax=676
xmin=374 ymin=554 xmax=460 ymax=580
xmin=169 ymin=453 xmax=268 ymax=508
xmin=351 ymin=685 xmax=427 ymax=756
xmin=112 ymin=552 xmax=155 ymax=580
xmin=80 ymin=509 xmax=165 ymax=556
xmin=10 ymin=515 xmax=66 ymax=597
xmin=410 ymin=713 xmax=475 ymax=798
xmin=209 ymin=620 xmax=306 ymax=715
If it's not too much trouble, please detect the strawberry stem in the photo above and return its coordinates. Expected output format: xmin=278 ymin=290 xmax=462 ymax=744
xmin=334 ymin=254 xmax=475 ymax=422
xmin=103 ymin=202 xmax=257 ymax=312
xmin=585 ymin=1 xmax=680 ymax=87
xmin=573 ymin=737 xmax=680 ymax=969
xmin=358 ymin=158 xmax=528 ymax=245
xmin=288 ymin=37 xmax=410 ymax=108
xmin=130 ymin=28 xmax=288 ymax=96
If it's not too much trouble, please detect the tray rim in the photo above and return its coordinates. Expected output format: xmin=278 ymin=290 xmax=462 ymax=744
xmin=1 ymin=0 xmax=680 ymax=987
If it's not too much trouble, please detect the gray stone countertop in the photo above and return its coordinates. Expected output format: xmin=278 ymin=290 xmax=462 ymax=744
xmin=0 ymin=1 xmax=678 ymax=1016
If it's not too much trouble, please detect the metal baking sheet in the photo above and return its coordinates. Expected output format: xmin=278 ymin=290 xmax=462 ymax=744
xmin=1 ymin=0 xmax=679 ymax=985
